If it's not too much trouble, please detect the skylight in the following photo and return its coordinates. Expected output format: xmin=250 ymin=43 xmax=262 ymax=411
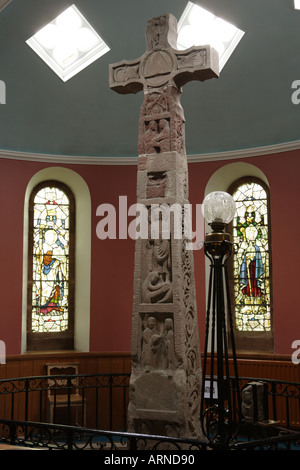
xmin=26 ymin=5 xmax=110 ymax=82
xmin=294 ymin=0 xmax=300 ymax=9
xmin=177 ymin=2 xmax=244 ymax=72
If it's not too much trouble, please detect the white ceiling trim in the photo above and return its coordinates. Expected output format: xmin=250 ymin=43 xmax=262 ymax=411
xmin=0 ymin=140 xmax=299 ymax=165
xmin=187 ymin=139 xmax=300 ymax=163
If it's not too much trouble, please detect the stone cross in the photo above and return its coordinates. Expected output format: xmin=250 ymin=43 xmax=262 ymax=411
xmin=109 ymin=13 xmax=219 ymax=156
xmin=109 ymin=13 xmax=219 ymax=445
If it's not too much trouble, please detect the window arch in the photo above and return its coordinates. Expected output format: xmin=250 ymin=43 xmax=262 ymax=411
xmin=27 ymin=181 xmax=75 ymax=351
xmin=228 ymin=177 xmax=273 ymax=352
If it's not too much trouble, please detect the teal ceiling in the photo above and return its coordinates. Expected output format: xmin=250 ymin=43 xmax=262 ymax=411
xmin=0 ymin=0 xmax=299 ymax=157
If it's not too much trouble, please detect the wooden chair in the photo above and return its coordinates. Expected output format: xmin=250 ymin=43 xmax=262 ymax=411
xmin=46 ymin=363 xmax=86 ymax=426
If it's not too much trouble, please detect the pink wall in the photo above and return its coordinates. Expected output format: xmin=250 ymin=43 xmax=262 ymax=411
xmin=82 ymin=164 xmax=137 ymax=352
xmin=0 ymin=150 xmax=299 ymax=357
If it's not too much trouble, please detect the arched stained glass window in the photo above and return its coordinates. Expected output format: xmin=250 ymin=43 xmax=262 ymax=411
xmin=27 ymin=182 xmax=75 ymax=351
xmin=229 ymin=178 xmax=273 ymax=351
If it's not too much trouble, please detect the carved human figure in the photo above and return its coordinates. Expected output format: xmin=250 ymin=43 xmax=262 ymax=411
xmin=144 ymin=119 xmax=170 ymax=154
xmin=142 ymin=272 xmax=172 ymax=303
xmin=140 ymin=316 xmax=158 ymax=366
xmin=162 ymin=318 xmax=175 ymax=369
xmin=140 ymin=315 xmax=176 ymax=370
xmin=144 ymin=120 xmax=159 ymax=153
xmin=147 ymin=238 xmax=171 ymax=283
xmin=145 ymin=15 xmax=173 ymax=51
xmin=157 ymin=119 xmax=170 ymax=152
xmin=149 ymin=331 xmax=165 ymax=369
xmin=143 ymin=216 xmax=172 ymax=303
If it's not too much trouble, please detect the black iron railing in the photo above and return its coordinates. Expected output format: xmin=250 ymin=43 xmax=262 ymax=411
xmin=0 ymin=418 xmax=299 ymax=451
xmin=232 ymin=429 xmax=300 ymax=450
xmin=238 ymin=377 xmax=300 ymax=429
xmin=0 ymin=373 xmax=299 ymax=450
xmin=0 ymin=418 xmax=211 ymax=451
xmin=0 ymin=373 xmax=130 ymax=431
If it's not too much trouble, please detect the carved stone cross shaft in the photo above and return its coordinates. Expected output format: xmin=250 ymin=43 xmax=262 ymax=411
xmin=109 ymin=14 xmax=219 ymax=442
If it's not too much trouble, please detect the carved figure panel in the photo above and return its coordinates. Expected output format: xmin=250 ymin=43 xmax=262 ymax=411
xmin=145 ymin=14 xmax=178 ymax=52
xmin=177 ymin=49 xmax=207 ymax=70
xmin=113 ymin=63 xmax=140 ymax=83
xmin=141 ymin=206 xmax=173 ymax=303
xmin=142 ymin=240 xmax=172 ymax=302
xmin=144 ymin=92 xmax=168 ymax=117
xmin=138 ymin=86 xmax=185 ymax=155
xmin=146 ymin=171 xmax=167 ymax=198
xmin=142 ymin=246 xmax=172 ymax=302
xmin=144 ymin=119 xmax=171 ymax=154
xmin=140 ymin=313 xmax=176 ymax=370
xmin=142 ymin=272 xmax=172 ymax=303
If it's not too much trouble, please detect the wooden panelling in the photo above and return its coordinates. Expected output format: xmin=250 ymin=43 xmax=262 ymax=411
xmin=201 ymin=353 xmax=300 ymax=383
xmin=0 ymin=351 xmax=132 ymax=380
xmin=236 ymin=355 xmax=300 ymax=382
xmin=2 ymin=352 xmax=296 ymax=381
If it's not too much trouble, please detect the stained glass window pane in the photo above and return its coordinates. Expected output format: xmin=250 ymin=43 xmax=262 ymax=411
xmin=232 ymin=181 xmax=271 ymax=332
xmin=31 ymin=186 xmax=70 ymax=333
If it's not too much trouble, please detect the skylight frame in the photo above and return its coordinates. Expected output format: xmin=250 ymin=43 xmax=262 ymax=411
xmin=26 ymin=4 xmax=110 ymax=82
xmin=177 ymin=2 xmax=244 ymax=72
xmin=294 ymin=0 xmax=300 ymax=10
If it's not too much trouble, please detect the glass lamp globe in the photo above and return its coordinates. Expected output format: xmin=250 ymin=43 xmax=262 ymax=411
xmin=202 ymin=191 xmax=236 ymax=225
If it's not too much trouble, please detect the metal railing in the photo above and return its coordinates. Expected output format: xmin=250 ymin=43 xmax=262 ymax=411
xmin=0 ymin=418 xmax=299 ymax=451
xmin=238 ymin=376 xmax=300 ymax=429
xmin=0 ymin=418 xmax=211 ymax=451
xmin=0 ymin=373 xmax=130 ymax=431
xmin=0 ymin=373 xmax=299 ymax=450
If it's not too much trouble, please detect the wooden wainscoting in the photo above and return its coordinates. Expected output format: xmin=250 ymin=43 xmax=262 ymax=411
xmin=1 ymin=351 xmax=298 ymax=383
xmin=228 ymin=354 xmax=300 ymax=383
xmin=0 ymin=351 xmax=131 ymax=379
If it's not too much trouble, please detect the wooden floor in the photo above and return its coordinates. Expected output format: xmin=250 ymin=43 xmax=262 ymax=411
xmin=0 ymin=444 xmax=34 ymax=450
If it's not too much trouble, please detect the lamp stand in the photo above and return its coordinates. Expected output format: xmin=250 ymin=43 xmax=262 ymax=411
xmin=200 ymin=225 xmax=241 ymax=448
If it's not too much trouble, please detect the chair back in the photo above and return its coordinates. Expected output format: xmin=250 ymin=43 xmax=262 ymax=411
xmin=46 ymin=363 xmax=80 ymax=397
